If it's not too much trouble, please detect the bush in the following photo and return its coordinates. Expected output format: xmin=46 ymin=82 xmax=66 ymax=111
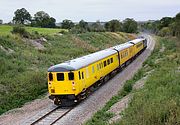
xmin=11 ymin=26 xmax=30 ymax=38
xmin=158 ymin=27 xmax=171 ymax=37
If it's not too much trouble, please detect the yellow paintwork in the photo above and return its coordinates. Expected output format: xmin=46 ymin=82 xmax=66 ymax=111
xmin=48 ymin=40 xmax=144 ymax=97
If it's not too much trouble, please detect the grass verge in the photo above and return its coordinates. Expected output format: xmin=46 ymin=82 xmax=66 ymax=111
xmin=85 ymin=36 xmax=180 ymax=125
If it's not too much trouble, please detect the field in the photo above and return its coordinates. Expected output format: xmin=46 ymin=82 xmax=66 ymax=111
xmin=0 ymin=25 xmax=135 ymax=115
xmin=85 ymin=37 xmax=180 ymax=125
xmin=0 ymin=25 xmax=66 ymax=36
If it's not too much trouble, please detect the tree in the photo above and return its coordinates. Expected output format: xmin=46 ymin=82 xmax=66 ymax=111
xmin=105 ymin=19 xmax=122 ymax=32
xmin=32 ymin=11 xmax=56 ymax=28
xmin=174 ymin=12 xmax=180 ymax=37
xmin=70 ymin=20 xmax=89 ymax=33
xmin=61 ymin=19 xmax=74 ymax=29
xmin=123 ymin=18 xmax=138 ymax=33
xmin=90 ymin=20 xmax=105 ymax=32
xmin=79 ymin=20 xmax=88 ymax=30
xmin=159 ymin=17 xmax=173 ymax=30
xmin=13 ymin=8 xmax=31 ymax=24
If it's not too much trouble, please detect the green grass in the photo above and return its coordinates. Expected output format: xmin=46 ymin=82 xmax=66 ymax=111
xmin=118 ymin=37 xmax=180 ymax=125
xmin=0 ymin=25 xmax=131 ymax=115
xmin=0 ymin=25 xmax=13 ymax=36
xmin=25 ymin=26 xmax=67 ymax=35
xmin=85 ymin=37 xmax=180 ymax=125
xmin=85 ymin=67 xmax=146 ymax=125
xmin=0 ymin=25 xmax=67 ymax=36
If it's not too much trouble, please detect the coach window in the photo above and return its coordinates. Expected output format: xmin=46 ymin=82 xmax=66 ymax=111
xmin=97 ymin=64 xmax=99 ymax=70
xmin=92 ymin=66 xmax=95 ymax=73
xmin=78 ymin=71 xmax=81 ymax=80
xmin=116 ymin=55 xmax=119 ymax=60
xmin=107 ymin=59 xmax=110 ymax=65
xmin=104 ymin=61 xmax=107 ymax=67
xmin=68 ymin=72 xmax=74 ymax=80
xmin=82 ymin=72 xmax=84 ymax=79
xmin=111 ymin=58 xmax=113 ymax=63
xmin=57 ymin=73 xmax=64 ymax=81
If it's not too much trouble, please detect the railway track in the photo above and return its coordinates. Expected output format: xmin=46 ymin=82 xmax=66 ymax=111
xmin=29 ymin=106 xmax=73 ymax=125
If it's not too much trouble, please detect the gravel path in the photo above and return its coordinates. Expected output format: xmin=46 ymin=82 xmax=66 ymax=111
xmin=0 ymin=95 xmax=53 ymax=125
xmin=0 ymin=35 xmax=155 ymax=125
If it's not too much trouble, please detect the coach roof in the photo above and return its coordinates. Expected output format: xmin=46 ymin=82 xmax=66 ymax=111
xmin=48 ymin=38 xmax=144 ymax=72
xmin=48 ymin=48 xmax=117 ymax=72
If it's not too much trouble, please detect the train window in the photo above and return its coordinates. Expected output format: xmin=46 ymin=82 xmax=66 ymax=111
xmin=57 ymin=73 xmax=64 ymax=81
xmin=86 ymin=68 xmax=89 ymax=78
xmin=82 ymin=72 xmax=84 ymax=79
xmin=111 ymin=58 xmax=113 ymax=63
xmin=121 ymin=53 xmax=123 ymax=58
xmin=78 ymin=71 xmax=81 ymax=80
xmin=116 ymin=55 xmax=119 ymax=60
xmin=49 ymin=72 xmax=53 ymax=81
xmin=97 ymin=64 xmax=99 ymax=70
xmin=92 ymin=66 xmax=95 ymax=73
xmin=137 ymin=43 xmax=143 ymax=48
xmin=125 ymin=51 xmax=128 ymax=56
xmin=68 ymin=72 xmax=74 ymax=80
xmin=107 ymin=59 xmax=110 ymax=65
xmin=101 ymin=62 xmax=103 ymax=68
xmin=104 ymin=61 xmax=107 ymax=67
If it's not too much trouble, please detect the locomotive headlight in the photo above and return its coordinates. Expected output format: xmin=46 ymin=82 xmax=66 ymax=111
xmin=72 ymin=82 xmax=75 ymax=86
xmin=72 ymin=87 xmax=76 ymax=90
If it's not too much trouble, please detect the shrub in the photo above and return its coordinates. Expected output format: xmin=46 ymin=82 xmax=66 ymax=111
xmin=11 ymin=26 xmax=30 ymax=38
xmin=158 ymin=27 xmax=171 ymax=37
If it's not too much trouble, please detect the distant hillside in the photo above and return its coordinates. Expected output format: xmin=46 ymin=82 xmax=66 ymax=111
xmin=0 ymin=25 xmax=136 ymax=115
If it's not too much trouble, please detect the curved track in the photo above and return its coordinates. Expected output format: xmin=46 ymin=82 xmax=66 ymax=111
xmin=23 ymin=34 xmax=155 ymax=125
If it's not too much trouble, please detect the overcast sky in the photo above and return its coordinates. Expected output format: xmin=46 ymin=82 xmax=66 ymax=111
xmin=0 ymin=0 xmax=180 ymax=23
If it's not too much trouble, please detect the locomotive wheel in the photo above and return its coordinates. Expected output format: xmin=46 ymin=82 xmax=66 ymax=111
xmin=54 ymin=98 xmax=61 ymax=105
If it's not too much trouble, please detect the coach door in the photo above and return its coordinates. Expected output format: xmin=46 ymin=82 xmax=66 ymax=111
xmin=81 ymin=71 xmax=86 ymax=88
xmin=78 ymin=70 xmax=86 ymax=91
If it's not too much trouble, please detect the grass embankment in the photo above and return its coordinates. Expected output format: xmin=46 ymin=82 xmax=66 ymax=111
xmin=0 ymin=25 xmax=135 ymax=115
xmin=85 ymin=37 xmax=180 ymax=125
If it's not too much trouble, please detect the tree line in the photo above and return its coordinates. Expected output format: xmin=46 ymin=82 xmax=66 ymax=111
xmin=12 ymin=8 xmax=138 ymax=33
xmin=141 ymin=12 xmax=180 ymax=38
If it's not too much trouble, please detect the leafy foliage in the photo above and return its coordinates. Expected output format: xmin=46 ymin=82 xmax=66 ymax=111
xmin=141 ymin=12 xmax=180 ymax=38
xmin=123 ymin=18 xmax=138 ymax=33
xmin=105 ymin=19 xmax=122 ymax=32
xmin=61 ymin=19 xmax=74 ymax=29
xmin=31 ymin=11 xmax=56 ymax=28
xmin=13 ymin=8 xmax=31 ymax=24
xmin=11 ymin=26 xmax=30 ymax=38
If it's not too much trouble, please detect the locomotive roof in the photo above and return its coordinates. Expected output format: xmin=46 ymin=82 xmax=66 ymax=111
xmin=129 ymin=38 xmax=144 ymax=44
xmin=48 ymin=38 xmax=144 ymax=72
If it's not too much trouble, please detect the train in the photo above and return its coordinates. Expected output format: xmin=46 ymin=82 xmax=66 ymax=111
xmin=48 ymin=37 xmax=147 ymax=106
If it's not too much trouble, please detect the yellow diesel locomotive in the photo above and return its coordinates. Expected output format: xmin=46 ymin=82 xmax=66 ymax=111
xmin=48 ymin=38 xmax=147 ymax=105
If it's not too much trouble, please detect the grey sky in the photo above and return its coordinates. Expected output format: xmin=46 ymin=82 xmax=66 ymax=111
xmin=0 ymin=0 xmax=180 ymax=23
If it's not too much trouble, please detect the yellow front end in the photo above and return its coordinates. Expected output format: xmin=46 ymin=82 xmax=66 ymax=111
xmin=48 ymin=72 xmax=78 ymax=96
